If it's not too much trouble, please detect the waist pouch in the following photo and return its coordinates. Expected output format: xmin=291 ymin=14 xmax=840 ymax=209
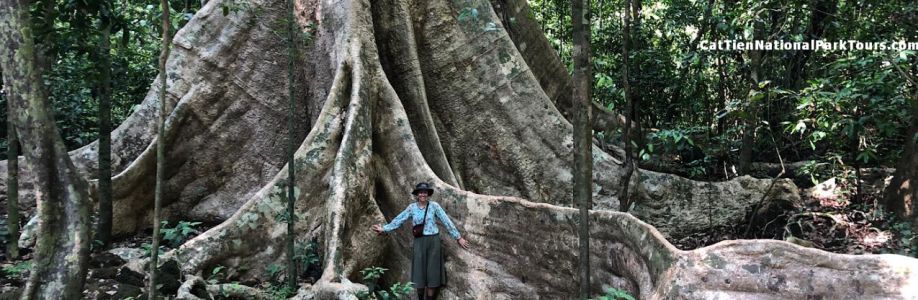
xmin=412 ymin=204 xmax=430 ymax=237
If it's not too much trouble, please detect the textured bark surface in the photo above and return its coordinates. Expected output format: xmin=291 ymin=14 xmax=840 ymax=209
xmin=2 ymin=0 xmax=918 ymax=298
xmin=95 ymin=5 xmax=114 ymax=248
xmin=0 ymin=0 xmax=91 ymax=297
xmin=5 ymin=100 xmax=20 ymax=259
xmin=571 ymin=0 xmax=593 ymax=297
xmin=885 ymin=85 xmax=918 ymax=230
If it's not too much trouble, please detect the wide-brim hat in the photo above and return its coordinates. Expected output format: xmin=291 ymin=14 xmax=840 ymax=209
xmin=412 ymin=182 xmax=434 ymax=196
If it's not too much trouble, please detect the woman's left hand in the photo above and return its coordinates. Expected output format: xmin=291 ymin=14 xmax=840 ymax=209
xmin=371 ymin=224 xmax=384 ymax=235
xmin=457 ymin=237 xmax=470 ymax=249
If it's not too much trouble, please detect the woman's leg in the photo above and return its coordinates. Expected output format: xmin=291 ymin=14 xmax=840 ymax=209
xmin=417 ymin=288 xmax=426 ymax=300
xmin=426 ymin=287 xmax=438 ymax=300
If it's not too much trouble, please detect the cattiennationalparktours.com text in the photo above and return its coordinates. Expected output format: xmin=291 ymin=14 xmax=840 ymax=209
xmin=700 ymin=40 xmax=918 ymax=51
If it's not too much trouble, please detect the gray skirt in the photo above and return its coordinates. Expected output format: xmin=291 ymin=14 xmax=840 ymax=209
xmin=411 ymin=234 xmax=445 ymax=288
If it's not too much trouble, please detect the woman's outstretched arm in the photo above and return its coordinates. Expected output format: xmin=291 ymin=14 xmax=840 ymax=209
xmin=382 ymin=204 xmax=413 ymax=232
xmin=433 ymin=203 xmax=461 ymax=240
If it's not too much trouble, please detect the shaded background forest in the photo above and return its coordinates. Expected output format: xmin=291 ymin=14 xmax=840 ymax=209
xmin=1 ymin=0 xmax=917 ymax=255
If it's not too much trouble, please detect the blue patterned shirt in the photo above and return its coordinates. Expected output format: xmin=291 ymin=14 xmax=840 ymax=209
xmin=382 ymin=201 xmax=461 ymax=239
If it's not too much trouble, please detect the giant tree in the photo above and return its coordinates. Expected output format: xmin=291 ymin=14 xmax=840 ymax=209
xmin=0 ymin=0 xmax=92 ymax=298
xmin=1 ymin=0 xmax=918 ymax=298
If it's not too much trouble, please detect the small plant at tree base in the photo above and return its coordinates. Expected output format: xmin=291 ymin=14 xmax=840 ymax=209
xmin=591 ymin=287 xmax=636 ymax=300
xmin=140 ymin=242 xmax=167 ymax=259
xmin=217 ymin=282 xmax=245 ymax=298
xmin=261 ymin=263 xmax=298 ymax=299
xmin=266 ymin=263 xmax=285 ymax=283
xmin=887 ymin=217 xmax=918 ymax=257
xmin=265 ymin=284 xmax=297 ymax=299
xmin=294 ymin=240 xmax=321 ymax=278
xmin=354 ymin=266 xmax=414 ymax=300
xmin=388 ymin=282 xmax=414 ymax=298
xmin=90 ymin=239 xmax=105 ymax=252
xmin=207 ymin=265 xmax=227 ymax=284
xmin=160 ymin=220 xmax=202 ymax=248
xmin=1 ymin=261 xmax=31 ymax=278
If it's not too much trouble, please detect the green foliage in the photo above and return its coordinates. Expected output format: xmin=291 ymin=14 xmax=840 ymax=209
xmin=265 ymin=284 xmax=297 ymax=299
xmin=883 ymin=217 xmax=918 ymax=257
xmin=207 ymin=265 xmax=227 ymax=284
xmin=0 ymin=0 xmax=201 ymax=156
xmin=214 ymin=282 xmax=245 ymax=298
xmin=243 ymin=242 xmax=319 ymax=298
xmin=354 ymin=266 xmax=414 ymax=300
xmin=261 ymin=240 xmax=322 ymax=284
xmin=786 ymin=52 xmax=912 ymax=167
xmin=360 ymin=266 xmax=387 ymax=283
xmin=591 ymin=287 xmax=636 ymax=300
xmin=90 ymin=239 xmax=105 ymax=252
xmin=140 ymin=242 xmax=167 ymax=259
xmin=528 ymin=0 xmax=916 ymax=181
xmin=219 ymin=0 xmax=250 ymax=17
xmin=160 ymin=220 xmax=202 ymax=248
xmin=293 ymin=240 xmax=320 ymax=272
xmin=265 ymin=263 xmax=284 ymax=283
xmin=1 ymin=261 xmax=31 ymax=278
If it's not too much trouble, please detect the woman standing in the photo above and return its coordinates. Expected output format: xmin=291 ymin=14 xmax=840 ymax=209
xmin=371 ymin=182 xmax=470 ymax=300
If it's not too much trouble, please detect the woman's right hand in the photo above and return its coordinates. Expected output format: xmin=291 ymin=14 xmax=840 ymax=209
xmin=371 ymin=224 xmax=384 ymax=235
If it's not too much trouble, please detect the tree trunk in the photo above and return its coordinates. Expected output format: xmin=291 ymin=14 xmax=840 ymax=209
xmin=571 ymin=0 xmax=592 ymax=298
xmin=784 ymin=0 xmax=835 ymax=91
xmin=2 ymin=0 xmax=918 ymax=298
xmin=5 ymin=92 xmax=19 ymax=260
xmin=886 ymin=112 xmax=918 ymax=229
xmin=885 ymin=57 xmax=918 ymax=230
xmin=34 ymin=0 xmax=56 ymax=71
xmin=738 ymin=11 xmax=765 ymax=176
xmin=149 ymin=0 xmax=172 ymax=298
xmin=285 ymin=0 xmax=299 ymax=290
xmin=618 ymin=0 xmax=637 ymax=214
xmin=95 ymin=0 xmax=114 ymax=248
xmin=0 ymin=0 xmax=91 ymax=298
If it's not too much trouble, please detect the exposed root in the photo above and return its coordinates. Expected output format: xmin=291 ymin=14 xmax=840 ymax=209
xmin=169 ymin=59 xmax=352 ymax=277
xmin=206 ymin=283 xmax=272 ymax=300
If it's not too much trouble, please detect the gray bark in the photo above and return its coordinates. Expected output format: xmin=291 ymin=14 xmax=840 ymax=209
xmin=5 ymin=90 xmax=19 ymax=259
xmin=285 ymin=0 xmax=299 ymax=290
xmin=0 ymin=0 xmax=91 ymax=298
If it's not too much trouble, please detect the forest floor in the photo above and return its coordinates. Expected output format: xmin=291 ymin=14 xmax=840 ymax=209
xmin=671 ymin=175 xmax=918 ymax=257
